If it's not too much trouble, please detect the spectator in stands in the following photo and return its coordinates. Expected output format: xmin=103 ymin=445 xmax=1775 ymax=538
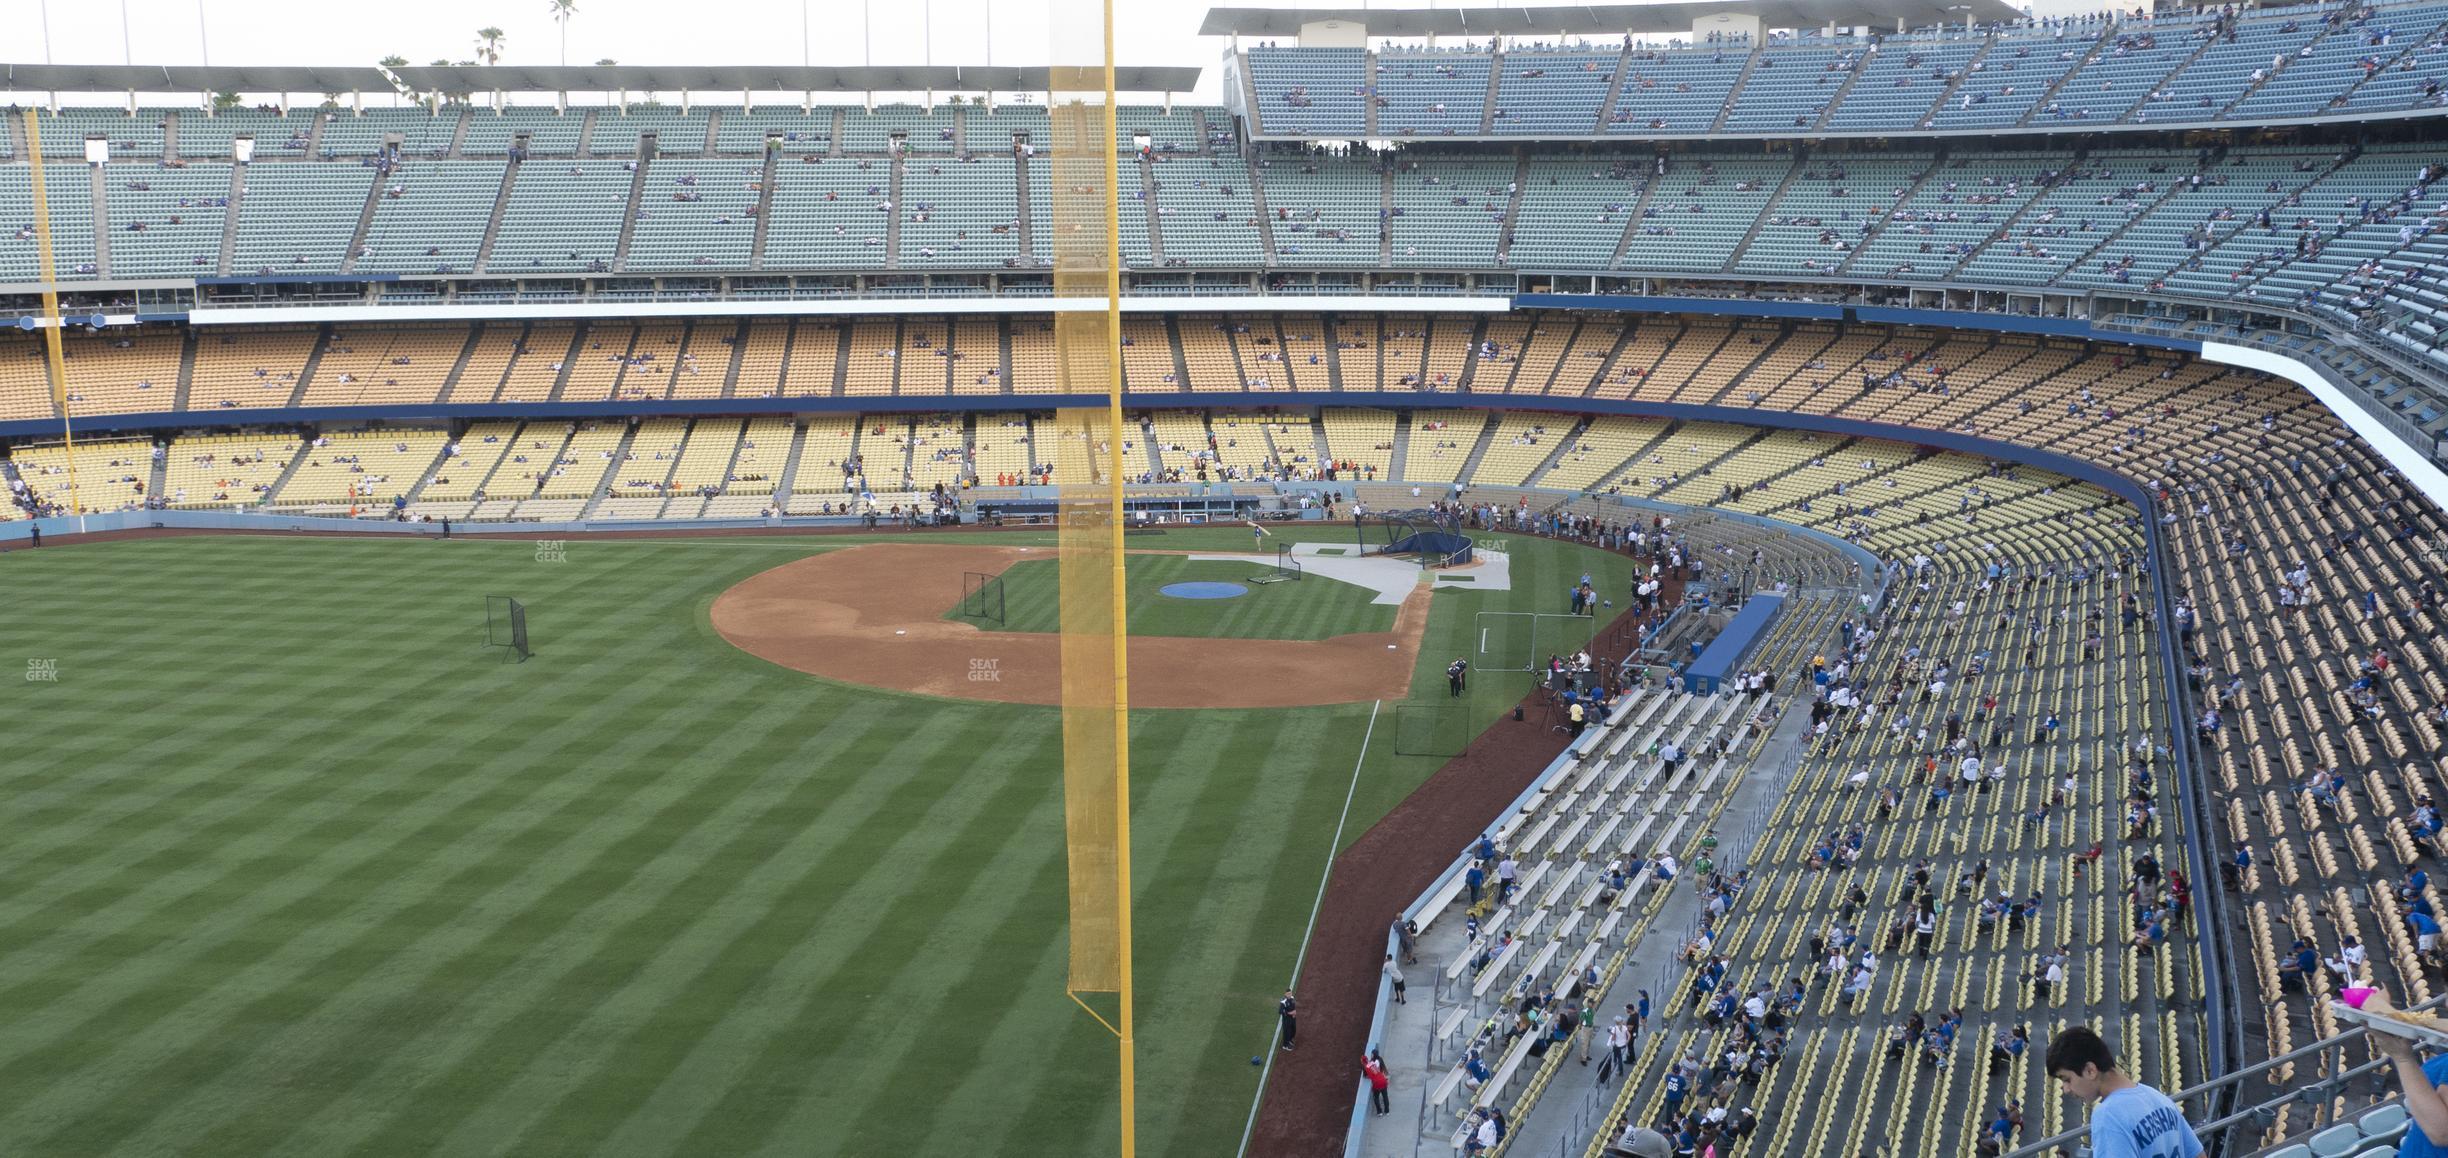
xmin=2047 ymin=1025 xmax=2201 ymax=1158
xmin=2278 ymin=939 xmax=2320 ymax=993
xmin=1466 ymin=1108 xmax=1497 ymax=1155
xmin=2353 ymin=990 xmax=2448 ymax=1158
xmin=2223 ymin=845 xmax=2252 ymax=890
xmin=1610 ymin=1123 xmax=1671 ymax=1157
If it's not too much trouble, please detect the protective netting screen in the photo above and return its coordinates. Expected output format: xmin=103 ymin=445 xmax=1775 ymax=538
xmin=1050 ymin=57 xmax=1128 ymax=996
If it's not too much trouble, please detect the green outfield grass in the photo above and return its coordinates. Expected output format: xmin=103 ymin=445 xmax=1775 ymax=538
xmin=0 ymin=527 xmax=1631 ymax=1157
xmin=958 ymin=551 xmax=1396 ymax=640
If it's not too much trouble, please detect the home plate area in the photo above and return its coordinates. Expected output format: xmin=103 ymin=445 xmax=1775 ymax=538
xmin=1186 ymin=541 xmax=1512 ymax=604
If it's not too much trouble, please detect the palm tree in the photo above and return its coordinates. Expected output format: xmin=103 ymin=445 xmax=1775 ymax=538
xmin=475 ymin=27 xmax=505 ymax=68
xmin=429 ymin=59 xmax=474 ymax=106
xmin=548 ymin=0 xmax=577 ymax=67
xmin=377 ymin=56 xmax=410 ymax=106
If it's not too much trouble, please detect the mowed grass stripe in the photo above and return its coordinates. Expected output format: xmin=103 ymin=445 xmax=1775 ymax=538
xmin=551 ymin=716 xmax=1069 ymax=1157
xmin=320 ymin=707 xmax=1019 ymax=1157
xmin=650 ymin=706 xmax=1078 ymax=1154
xmin=1131 ymin=706 xmax=1376 ymax=1158
xmin=573 ymin=719 xmax=1068 ymax=1157
xmin=805 ymin=709 xmax=1227 ymax=1149
xmin=126 ymin=694 xmax=836 ymax=1158
xmin=0 ymin=571 xmax=603 ymax=923
xmin=0 ymin=553 xmax=783 ymax=1145
xmin=915 ymin=902 xmax=1081 ymax=1154
xmin=982 ymin=705 xmax=1381 ymax=1156
xmin=242 ymin=705 xmax=932 ymax=1158
xmin=930 ymin=706 xmax=1361 ymax=1158
xmin=3 ymin=682 xmax=710 ymax=1153
xmin=409 ymin=708 xmax=1023 ymax=1156
xmin=0 ymin=548 xmax=735 ymax=992
xmin=216 ymin=696 xmax=851 ymax=1157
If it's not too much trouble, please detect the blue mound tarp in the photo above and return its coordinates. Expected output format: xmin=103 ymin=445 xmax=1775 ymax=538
xmin=1683 ymin=593 xmax=1785 ymax=694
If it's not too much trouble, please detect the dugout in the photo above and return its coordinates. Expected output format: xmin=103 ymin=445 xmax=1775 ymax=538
xmin=1681 ymin=592 xmax=1784 ymax=693
xmin=977 ymin=494 xmax=1264 ymax=525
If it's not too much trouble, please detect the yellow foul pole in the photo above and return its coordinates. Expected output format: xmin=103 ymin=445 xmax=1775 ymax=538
xmin=1100 ymin=0 xmax=1137 ymax=1152
xmin=24 ymin=108 xmax=84 ymax=529
xmin=1051 ymin=0 xmax=1134 ymax=1148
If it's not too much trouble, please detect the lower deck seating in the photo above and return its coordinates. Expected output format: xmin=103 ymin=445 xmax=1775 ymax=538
xmin=8 ymin=439 xmax=155 ymax=513
xmin=269 ymin=428 xmax=448 ymax=510
xmin=155 ymin=432 xmax=296 ymax=508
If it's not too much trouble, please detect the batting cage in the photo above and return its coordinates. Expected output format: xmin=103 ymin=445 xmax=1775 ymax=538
xmin=959 ymin=571 xmax=1008 ymax=624
xmin=1473 ymin=610 xmax=1596 ymax=672
xmin=1249 ymin=546 xmax=1303 ymax=584
xmin=1355 ymin=508 xmax=1474 ymax=566
xmin=485 ymin=595 xmax=532 ymax=662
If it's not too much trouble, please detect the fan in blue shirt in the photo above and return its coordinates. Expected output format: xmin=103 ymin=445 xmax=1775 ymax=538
xmin=2048 ymin=1026 xmax=2202 ymax=1158
xmin=2361 ymin=991 xmax=2448 ymax=1158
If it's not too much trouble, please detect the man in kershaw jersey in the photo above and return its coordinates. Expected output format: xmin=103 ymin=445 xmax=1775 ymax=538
xmin=2047 ymin=1026 xmax=2203 ymax=1158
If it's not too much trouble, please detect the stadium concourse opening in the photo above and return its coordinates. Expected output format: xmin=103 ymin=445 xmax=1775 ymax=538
xmin=708 ymin=542 xmax=1433 ymax=708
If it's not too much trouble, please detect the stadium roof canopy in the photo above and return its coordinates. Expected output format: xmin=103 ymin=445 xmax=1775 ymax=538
xmin=1200 ymin=1 xmax=2025 ymax=36
xmin=0 ymin=63 xmax=1203 ymax=94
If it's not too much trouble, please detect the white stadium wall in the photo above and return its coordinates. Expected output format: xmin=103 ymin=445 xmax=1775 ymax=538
xmin=2203 ymin=340 xmax=2448 ymax=508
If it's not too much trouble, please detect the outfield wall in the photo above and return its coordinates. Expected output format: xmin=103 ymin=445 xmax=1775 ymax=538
xmin=0 ymin=508 xmax=843 ymax=543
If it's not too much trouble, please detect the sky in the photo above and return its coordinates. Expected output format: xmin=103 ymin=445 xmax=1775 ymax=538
xmin=18 ymin=0 xmax=1257 ymax=102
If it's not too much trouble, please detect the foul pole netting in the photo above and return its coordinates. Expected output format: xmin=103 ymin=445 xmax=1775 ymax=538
xmin=25 ymin=110 xmax=83 ymax=528
xmin=1049 ymin=1 xmax=1138 ymax=1153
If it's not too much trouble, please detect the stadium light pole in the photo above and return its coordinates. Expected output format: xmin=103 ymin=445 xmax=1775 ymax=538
xmin=39 ymin=0 xmax=54 ymax=105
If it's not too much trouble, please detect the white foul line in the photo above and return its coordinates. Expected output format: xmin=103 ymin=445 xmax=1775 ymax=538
xmin=1235 ymin=697 xmax=1383 ymax=1158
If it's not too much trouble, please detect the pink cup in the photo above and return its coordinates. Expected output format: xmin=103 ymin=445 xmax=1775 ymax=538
xmin=2342 ymin=987 xmax=2378 ymax=1009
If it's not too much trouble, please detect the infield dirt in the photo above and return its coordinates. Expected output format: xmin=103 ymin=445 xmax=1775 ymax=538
xmin=709 ymin=542 xmax=1433 ymax=708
